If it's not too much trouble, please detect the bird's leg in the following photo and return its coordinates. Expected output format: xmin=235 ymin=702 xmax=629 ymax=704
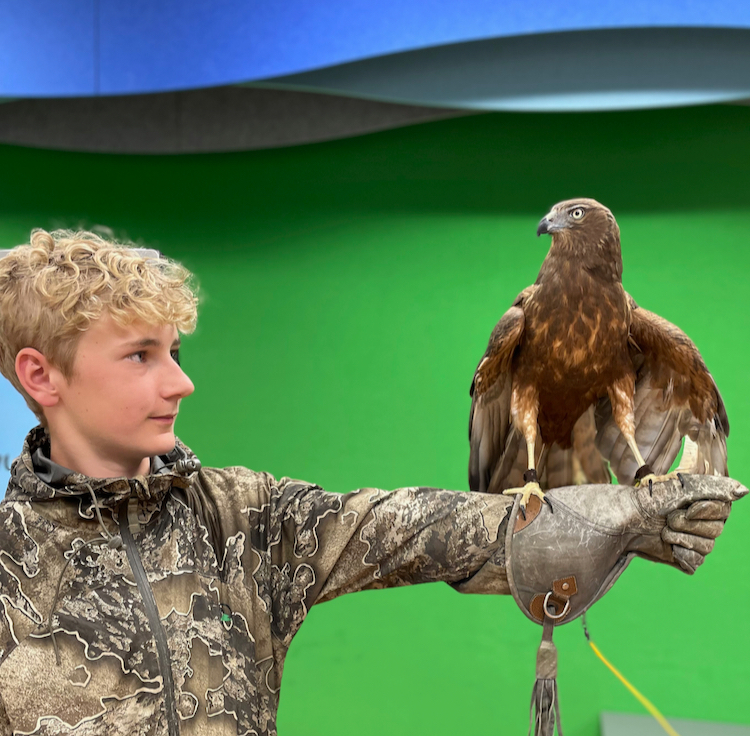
xmin=608 ymin=378 xmax=682 ymax=492
xmin=537 ymin=442 xmax=550 ymax=479
xmin=632 ymin=452 xmax=684 ymax=493
xmin=624 ymin=433 xmax=648 ymax=473
xmin=623 ymin=426 xmax=682 ymax=491
xmin=504 ymin=385 xmax=549 ymax=511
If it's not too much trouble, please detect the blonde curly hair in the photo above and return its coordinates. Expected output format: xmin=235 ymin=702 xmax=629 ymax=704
xmin=0 ymin=229 xmax=198 ymax=421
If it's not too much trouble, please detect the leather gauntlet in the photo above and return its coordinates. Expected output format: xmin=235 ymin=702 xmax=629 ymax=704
xmin=505 ymin=474 xmax=746 ymax=626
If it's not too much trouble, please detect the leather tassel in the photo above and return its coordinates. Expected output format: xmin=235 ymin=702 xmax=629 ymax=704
xmin=529 ymin=619 xmax=562 ymax=736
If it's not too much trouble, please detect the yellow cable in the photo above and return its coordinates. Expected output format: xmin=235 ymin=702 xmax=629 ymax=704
xmin=587 ymin=639 xmax=682 ymax=736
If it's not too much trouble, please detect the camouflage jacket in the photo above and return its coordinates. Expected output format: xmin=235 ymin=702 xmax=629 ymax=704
xmin=0 ymin=428 xmax=513 ymax=735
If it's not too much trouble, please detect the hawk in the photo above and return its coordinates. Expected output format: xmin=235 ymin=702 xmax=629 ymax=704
xmin=468 ymin=198 xmax=729 ymax=508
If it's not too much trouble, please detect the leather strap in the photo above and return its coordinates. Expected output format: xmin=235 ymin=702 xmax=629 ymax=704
xmin=529 ymin=575 xmax=578 ymax=623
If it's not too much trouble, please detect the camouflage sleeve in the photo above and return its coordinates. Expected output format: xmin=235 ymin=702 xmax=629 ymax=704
xmin=268 ymin=480 xmax=513 ymax=621
xmin=0 ymin=689 xmax=10 ymax=736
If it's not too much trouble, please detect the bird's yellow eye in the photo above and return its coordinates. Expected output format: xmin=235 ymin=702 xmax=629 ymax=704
xmin=570 ymin=208 xmax=585 ymax=220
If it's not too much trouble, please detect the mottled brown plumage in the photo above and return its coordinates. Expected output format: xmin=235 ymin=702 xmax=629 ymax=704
xmin=469 ymin=199 xmax=728 ymax=501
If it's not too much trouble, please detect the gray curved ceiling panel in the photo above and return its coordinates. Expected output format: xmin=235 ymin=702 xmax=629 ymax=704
xmin=0 ymin=87 xmax=469 ymax=153
xmin=250 ymin=28 xmax=750 ymax=111
xmin=3 ymin=24 xmax=750 ymax=152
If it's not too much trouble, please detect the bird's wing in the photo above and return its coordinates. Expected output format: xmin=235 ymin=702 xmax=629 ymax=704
xmin=468 ymin=288 xmax=531 ymax=493
xmin=595 ymin=296 xmax=729 ymax=485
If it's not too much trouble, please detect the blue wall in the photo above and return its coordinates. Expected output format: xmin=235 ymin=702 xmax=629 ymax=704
xmin=0 ymin=378 xmax=36 ymax=490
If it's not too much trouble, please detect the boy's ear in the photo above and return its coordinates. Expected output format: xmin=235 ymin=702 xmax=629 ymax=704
xmin=15 ymin=348 xmax=64 ymax=408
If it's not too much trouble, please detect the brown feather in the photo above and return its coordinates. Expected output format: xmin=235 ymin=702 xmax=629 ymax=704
xmin=468 ymin=295 xmax=527 ymax=492
xmin=627 ymin=302 xmax=728 ymax=434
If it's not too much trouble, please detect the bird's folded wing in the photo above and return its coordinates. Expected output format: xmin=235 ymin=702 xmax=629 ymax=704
xmin=468 ymin=300 xmax=526 ymax=493
xmin=595 ymin=301 xmax=729 ymax=485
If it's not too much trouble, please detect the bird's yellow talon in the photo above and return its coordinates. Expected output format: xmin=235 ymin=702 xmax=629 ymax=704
xmin=635 ymin=471 xmax=681 ymax=488
xmin=503 ymin=481 xmax=546 ymax=510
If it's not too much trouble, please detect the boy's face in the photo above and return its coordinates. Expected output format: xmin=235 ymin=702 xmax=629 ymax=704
xmin=48 ymin=313 xmax=195 ymax=478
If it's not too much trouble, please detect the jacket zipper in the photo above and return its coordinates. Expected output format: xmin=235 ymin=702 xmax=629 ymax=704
xmin=119 ymin=501 xmax=180 ymax=735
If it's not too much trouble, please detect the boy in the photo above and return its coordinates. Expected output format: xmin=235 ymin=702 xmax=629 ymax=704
xmin=0 ymin=229 xmax=741 ymax=735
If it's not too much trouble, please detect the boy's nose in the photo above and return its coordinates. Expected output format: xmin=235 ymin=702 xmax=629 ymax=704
xmin=177 ymin=368 xmax=195 ymax=399
xmin=165 ymin=360 xmax=195 ymax=399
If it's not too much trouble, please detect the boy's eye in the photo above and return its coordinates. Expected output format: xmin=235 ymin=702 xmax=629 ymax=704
xmin=128 ymin=351 xmax=147 ymax=363
xmin=171 ymin=349 xmax=181 ymax=366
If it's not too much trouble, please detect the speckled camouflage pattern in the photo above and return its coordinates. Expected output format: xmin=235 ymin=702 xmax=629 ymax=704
xmin=0 ymin=428 xmax=513 ymax=735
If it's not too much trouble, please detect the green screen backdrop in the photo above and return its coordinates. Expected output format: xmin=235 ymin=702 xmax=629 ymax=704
xmin=0 ymin=105 xmax=748 ymax=735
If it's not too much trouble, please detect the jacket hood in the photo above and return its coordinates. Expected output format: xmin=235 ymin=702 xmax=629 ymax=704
xmin=5 ymin=426 xmax=201 ymax=508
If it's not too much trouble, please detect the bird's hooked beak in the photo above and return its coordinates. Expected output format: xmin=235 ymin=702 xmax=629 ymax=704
xmin=536 ymin=210 xmax=561 ymax=237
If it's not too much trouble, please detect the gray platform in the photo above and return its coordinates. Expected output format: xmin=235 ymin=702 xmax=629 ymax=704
xmin=601 ymin=712 xmax=750 ymax=736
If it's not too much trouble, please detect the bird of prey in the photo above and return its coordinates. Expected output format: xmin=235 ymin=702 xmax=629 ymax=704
xmin=468 ymin=198 xmax=729 ymax=508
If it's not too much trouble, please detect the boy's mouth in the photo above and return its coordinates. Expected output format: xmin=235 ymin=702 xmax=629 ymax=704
xmin=150 ymin=414 xmax=176 ymax=424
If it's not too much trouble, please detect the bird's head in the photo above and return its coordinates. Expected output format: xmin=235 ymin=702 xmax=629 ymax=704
xmin=536 ymin=198 xmax=619 ymax=248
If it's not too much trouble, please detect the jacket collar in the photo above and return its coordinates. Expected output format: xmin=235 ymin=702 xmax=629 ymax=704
xmin=6 ymin=426 xmax=201 ymax=508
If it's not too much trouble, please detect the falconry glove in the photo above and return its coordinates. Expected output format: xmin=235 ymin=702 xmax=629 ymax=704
xmin=503 ymin=473 xmax=746 ymax=736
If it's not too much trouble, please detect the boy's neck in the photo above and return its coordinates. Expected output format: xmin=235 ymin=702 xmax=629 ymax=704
xmin=49 ymin=436 xmax=151 ymax=479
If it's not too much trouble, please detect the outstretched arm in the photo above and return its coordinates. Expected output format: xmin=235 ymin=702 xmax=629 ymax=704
xmin=277 ymin=483 xmax=516 ymax=604
xmin=258 ymin=472 xmax=745 ymax=644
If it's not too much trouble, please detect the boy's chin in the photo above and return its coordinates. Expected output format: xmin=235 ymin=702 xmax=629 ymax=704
xmin=149 ymin=433 xmax=177 ymax=457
